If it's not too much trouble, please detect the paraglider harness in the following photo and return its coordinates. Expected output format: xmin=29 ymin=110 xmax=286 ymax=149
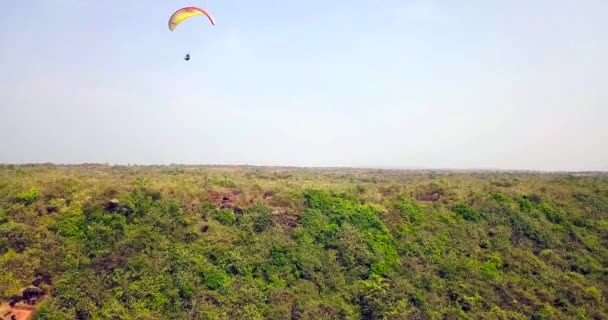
xmin=184 ymin=53 xmax=190 ymax=61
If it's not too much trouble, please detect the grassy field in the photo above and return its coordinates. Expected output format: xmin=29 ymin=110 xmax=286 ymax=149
xmin=0 ymin=164 xmax=606 ymax=319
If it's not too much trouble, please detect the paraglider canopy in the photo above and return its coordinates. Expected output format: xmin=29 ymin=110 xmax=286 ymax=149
xmin=169 ymin=7 xmax=216 ymax=31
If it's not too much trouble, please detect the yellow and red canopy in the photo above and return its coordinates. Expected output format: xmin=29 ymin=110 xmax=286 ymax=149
xmin=169 ymin=7 xmax=215 ymax=31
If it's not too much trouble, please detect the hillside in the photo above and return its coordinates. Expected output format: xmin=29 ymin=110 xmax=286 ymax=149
xmin=0 ymin=165 xmax=606 ymax=319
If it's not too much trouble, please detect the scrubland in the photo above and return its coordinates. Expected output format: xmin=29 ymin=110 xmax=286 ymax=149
xmin=0 ymin=164 xmax=606 ymax=319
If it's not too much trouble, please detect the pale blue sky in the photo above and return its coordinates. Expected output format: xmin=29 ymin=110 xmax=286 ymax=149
xmin=1 ymin=1 xmax=606 ymax=171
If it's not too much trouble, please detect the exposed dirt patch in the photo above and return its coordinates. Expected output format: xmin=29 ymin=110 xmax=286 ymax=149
xmin=272 ymin=210 xmax=299 ymax=230
xmin=416 ymin=192 xmax=441 ymax=202
xmin=1 ymin=304 xmax=33 ymax=320
xmin=414 ymin=183 xmax=446 ymax=202
xmin=207 ymin=191 xmax=245 ymax=214
xmin=184 ymin=200 xmax=201 ymax=216
xmin=208 ymin=190 xmax=234 ymax=203
xmin=2 ymin=274 xmax=52 ymax=320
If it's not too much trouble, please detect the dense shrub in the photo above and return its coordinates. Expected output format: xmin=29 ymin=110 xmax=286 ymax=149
xmin=452 ymin=202 xmax=482 ymax=221
xmin=212 ymin=208 xmax=236 ymax=225
xmin=16 ymin=187 xmax=40 ymax=205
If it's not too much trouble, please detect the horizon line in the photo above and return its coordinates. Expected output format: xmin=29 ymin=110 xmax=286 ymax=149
xmin=1 ymin=162 xmax=606 ymax=174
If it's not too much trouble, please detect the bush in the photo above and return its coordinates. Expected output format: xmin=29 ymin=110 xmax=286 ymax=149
xmin=585 ymin=286 xmax=602 ymax=304
xmin=17 ymin=187 xmax=40 ymax=204
xmin=519 ymin=198 xmax=534 ymax=212
xmin=394 ymin=196 xmax=424 ymax=224
xmin=523 ymin=194 xmax=542 ymax=204
xmin=245 ymin=204 xmax=273 ymax=232
xmin=533 ymin=304 xmax=556 ymax=320
xmin=452 ymin=203 xmax=482 ymax=221
xmin=510 ymin=211 xmax=548 ymax=248
xmin=0 ymin=210 xmax=8 ymax=225
xmin=201 ymin=268 xmax=227 ymax=290
xmin=356 ymin=278 xmax=409 ymax=319
xmin=212 ymin=208 xmax=236 ymax=226
xmin=539 ymin=203 xmax=566 ymax=225
xmin=481 ymin=253 xmax=503 ymax=279
xmin=0 ymin=222 xmax=34 ymax=253
xmin=492 ymin=192 xmax=510 ymax=203
xmin=0 ymin=272 xmax=21 ymax=298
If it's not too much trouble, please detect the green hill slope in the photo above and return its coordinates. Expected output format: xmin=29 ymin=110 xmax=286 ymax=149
xmin=0 ymin=165 xmax=606 ymax=319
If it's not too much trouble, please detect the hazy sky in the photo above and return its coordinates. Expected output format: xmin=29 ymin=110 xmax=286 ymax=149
xmin=1 ymin=0 xmax=606 ymax=171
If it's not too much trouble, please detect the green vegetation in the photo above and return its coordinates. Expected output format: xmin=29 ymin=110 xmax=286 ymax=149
xmin=0 ymin=165 xmax=607 ymax=319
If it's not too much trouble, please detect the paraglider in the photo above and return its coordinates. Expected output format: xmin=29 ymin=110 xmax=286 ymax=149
xmin=169 ymin=7 xmax=215 ymax=31
xmin=168 ymin=7 xmax=216 ymax=61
